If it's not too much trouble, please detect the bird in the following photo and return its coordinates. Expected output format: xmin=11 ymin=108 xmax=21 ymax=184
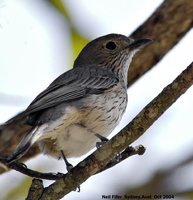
xmin=4 ymin=33 xmax=151 ymax=165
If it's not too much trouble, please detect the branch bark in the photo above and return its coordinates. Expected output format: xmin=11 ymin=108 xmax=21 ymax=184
xmin=128 ymin=0 xmax=193 ymax=86
xmin=31 ymin=62 xmax=192 ymax=200
xmin=26 ymin=179 xmax=44 ymax=200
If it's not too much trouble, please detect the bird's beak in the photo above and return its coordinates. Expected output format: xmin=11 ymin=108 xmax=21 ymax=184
xmin=129 ymin=38 xmax=152 ymax=50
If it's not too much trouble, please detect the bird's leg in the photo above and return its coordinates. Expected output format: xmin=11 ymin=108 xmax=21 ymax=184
xmin=60 ymin=150 xmax=73 ymax=172
xmin=60 ymin=150 xmax=80 ymax=192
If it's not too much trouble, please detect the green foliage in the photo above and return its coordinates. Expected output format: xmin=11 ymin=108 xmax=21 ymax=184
xmin=4 ymin=177 xmax=31 ymax=200
xmin=48 ymin=0 xmax=90 ymax=62
xmin=71 ymin=27 xmax=90 ymax=62
xmin=48 ymin=0 xmax=71 ymax=21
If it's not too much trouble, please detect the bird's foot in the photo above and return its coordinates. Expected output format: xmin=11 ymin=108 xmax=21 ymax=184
xmin=60 ymin=151 xmax=80 ymax=192
xmin=95 ymin=133 xmax=109 ymax=149
xmin=95 ymin=133 xmax=121 ymax=162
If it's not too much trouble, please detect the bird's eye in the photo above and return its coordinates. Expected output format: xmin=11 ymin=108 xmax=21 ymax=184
xmin=105 ymin=41 xmax=117 ymax=50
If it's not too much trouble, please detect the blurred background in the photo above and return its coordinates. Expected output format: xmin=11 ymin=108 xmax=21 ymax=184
xmin=0 ymin=0 xmax=193 ymax=199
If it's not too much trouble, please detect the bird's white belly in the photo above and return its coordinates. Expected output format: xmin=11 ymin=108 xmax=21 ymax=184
xmin=38 ymin=86 xmax=127 ymax=158
xmin=53 ymin=124 xmax=98 ymax=157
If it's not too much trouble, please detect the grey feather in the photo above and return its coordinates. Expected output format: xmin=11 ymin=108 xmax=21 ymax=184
xmin=25 ymin=65 xmax=119 ymax=115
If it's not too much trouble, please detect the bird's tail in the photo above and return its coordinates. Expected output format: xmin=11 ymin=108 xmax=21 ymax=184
xmin=6 ymin=126 xmax=40 ymax=163
xmin=0 ymin=112 xmax=40 ymax=174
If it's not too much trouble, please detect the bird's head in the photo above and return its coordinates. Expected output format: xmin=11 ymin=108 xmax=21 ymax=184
xmin=73 ymin=34 xmax=151 ymax=76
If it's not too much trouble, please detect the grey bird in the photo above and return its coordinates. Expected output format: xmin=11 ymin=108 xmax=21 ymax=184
xmin=5 ymin=34 xmax=151 ymax=163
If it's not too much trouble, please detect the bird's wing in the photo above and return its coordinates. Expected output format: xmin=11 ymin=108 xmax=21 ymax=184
xmin=25 ymin=65 xmax=119 ymax=114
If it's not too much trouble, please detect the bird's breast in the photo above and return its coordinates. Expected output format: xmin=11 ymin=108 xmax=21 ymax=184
xmin=80 ymin=84 xmax=127 ymax=136
xmin=38 ymin=84 xmax=127 ymax=158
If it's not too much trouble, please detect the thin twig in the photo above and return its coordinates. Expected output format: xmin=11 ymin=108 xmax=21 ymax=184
xmin=0 ymin=157 xmax=63 ymax=180
xmin=95 ymin=145 xmax=146 ymax=174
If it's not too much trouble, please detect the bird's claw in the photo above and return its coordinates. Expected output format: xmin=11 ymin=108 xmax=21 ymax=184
xmin=114 ymin=153 xmax=122 ymax=162
xmin=95 ymin=133 xmax=109 ymax=149
xmin=95 ymin=133 xmax=121 ymax=161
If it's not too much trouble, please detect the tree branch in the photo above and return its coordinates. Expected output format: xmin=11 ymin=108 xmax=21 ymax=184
xmin=26 ymin=179 xmax=44 ymax=200
xmin=37 ymin=62 xmax=193 ymax=200
xmin=128 ymin=0 xmax=193 ymax=86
